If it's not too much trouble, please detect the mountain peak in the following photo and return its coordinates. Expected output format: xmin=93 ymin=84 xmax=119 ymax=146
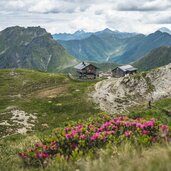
xmin=74 ymin=30 xmax=86 ymax=34
xmin=103 ymin=28 xmax=114 ymax=33
xmin=2 ymin=26 xmax=48 ymax=38
xmin=0 ymin=26 xmax=75 ymax=71
xmin=158 ymin=27 xmax=171 ymax=35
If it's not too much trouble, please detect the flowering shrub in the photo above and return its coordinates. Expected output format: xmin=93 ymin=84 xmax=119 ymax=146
xmin=18 ymin=113 xmax=170 ymax=167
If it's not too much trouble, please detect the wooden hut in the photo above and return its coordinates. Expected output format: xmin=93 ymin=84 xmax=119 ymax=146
xmin=74 ymin=62 xmax=98 ymax=79
xmin=112 ymin=65 xmax=137 ymax=77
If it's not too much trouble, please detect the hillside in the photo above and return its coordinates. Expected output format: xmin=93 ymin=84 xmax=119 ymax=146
xmin=92 ymin=63 xmax=171 ymax=114
xmin=0 ymin=69 xmax=100 ymax=138
xmin=112 ymin=31 xmax=171 ymax=64
xmin=133 ymin=46 xmax=171 ymax=71
xmin=59 ymin=31 xmax=144 ymax=62
xmin=59 ymin=34 xmax=109 ymax=62
xmin=0 ymin=67 xmax=171 ymax=171
xmin=0 ymin=26 xmax=76 ymax=72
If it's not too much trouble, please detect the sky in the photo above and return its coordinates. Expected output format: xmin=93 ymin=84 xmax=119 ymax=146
xmin=0 ymin=0 xmax=171 ymax=34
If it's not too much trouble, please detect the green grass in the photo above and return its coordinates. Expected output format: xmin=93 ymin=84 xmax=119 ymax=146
xmin=0 ymin=134 xmax=171 ymax=171
xmin=0 ymin=68 xmax=171 ymax=171
xmin=128 ymin=98 xmax=171 ymax=126
xmin=0 ymin=68 xmax=101 ymax=170
xmin=0 ymin=69 xmax=100 ymax=137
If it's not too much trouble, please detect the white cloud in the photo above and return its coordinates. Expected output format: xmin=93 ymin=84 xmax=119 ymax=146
xmin=0 ymin=0 xmax=171 ymax=34
xmin=116 ymin=0 xmax=171 ymax=11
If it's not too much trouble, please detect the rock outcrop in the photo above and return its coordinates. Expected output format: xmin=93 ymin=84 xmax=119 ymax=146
xmin=92 ymin=63 xmax=171 ymax=114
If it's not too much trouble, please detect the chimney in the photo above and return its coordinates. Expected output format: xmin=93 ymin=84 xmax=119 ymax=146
xmin=82 ymin=61 xmax=85 ymax=66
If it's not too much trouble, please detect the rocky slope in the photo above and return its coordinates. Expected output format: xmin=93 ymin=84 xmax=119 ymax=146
xmin=91 ymin=63 xmax=171 ymax=114
xmin=0 ymin=26 xmax=76 ymax=72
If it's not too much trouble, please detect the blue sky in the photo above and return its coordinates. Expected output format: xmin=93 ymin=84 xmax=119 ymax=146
xmin=0 ymin=0 xmax=171 ymax=34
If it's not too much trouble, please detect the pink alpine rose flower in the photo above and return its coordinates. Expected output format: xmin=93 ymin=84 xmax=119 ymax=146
xmin=124 ymin=131 xmax=131 ymax=137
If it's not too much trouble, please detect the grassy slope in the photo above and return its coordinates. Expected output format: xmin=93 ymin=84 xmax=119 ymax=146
xmin=0 ymin=69 xmax=171 ymax=171
xmin=0 ymin=135 xmax=171 ymax=171
xmin=128 ymin=98 xmax=171 ymax=126
xmin=0 ymin=69 xmax=100 ymax=137
xmin=1 ymin=97 xmax=171 ymax=171
xmin=134 ymin=46 xmax=171 ymax=71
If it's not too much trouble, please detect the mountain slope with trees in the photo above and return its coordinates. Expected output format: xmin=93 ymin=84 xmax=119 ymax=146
xmin=55 ymin=28 xmax=171 ymax=64
xmin=113 ymin=31 xmax=171 ymax=64
xmin=58 ymin=29 xmax=144 ymax=62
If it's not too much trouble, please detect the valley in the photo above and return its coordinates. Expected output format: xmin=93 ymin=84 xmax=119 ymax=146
xmin=54 ymin=28 xmax=171 ymax=65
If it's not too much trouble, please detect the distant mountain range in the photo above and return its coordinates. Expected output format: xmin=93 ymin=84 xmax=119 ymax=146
xmin=0 ymin=26 xmax=171 ymax=73
xmin=0 ymin=26 xmax=76 ymax=72
xmin=54 ymin=28 xmax=142 ymax=62
xmin=53 ymin=28 xmax=138 ymax=41
xmin=133 ymin=46 xmax=171 ymax=71
xmin=53 ymin=28 xmax=171 ymax=65
xmin=53 ymin=30 xmax=92 ymax=41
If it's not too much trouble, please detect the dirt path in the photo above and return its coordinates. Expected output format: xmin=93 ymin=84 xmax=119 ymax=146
xmin=30 ymin=86 xmax=68 ymax=98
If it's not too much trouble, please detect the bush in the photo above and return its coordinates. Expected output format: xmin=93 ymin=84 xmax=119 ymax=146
xmin=18 ymin=113 xmax=171 ymax=167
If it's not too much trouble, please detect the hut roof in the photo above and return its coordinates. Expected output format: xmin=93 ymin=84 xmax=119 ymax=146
xmin=112 ymin=65 xmax=137 ymax=72
xmin=74 ymin=62 xmax=98 ymax=70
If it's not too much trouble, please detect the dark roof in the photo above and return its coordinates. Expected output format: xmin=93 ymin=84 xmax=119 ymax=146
xmin=74 ymin=62 xmax=98 ymax=70
xmin=112 ymin=65 xmax=137 ymax=72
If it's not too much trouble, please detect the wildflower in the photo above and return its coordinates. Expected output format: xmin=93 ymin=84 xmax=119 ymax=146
xmin=43 ymin=145 xmax=48 ymax=150
xmin=112 ymin=125 xmax=117 ymax=130
xmin=80 ymin=134 xmax=86 ymax=140
xmin=160 ymin=125 xmax=169 ymax=131
xmin=38 ymin=152 xmax=49 ymax=159
xmin=18 ymin=152 xmax=27 ymax=158
xmin=135 ymin=123 xmax=145 ymax=129
xmin=90 ymin=132 xmax=101 ymax=141
xmin=50 ymin=141 xmax=58 ymax=150
xmin=35 ymin=143 xmax=42 ymax=148
xmin=65 ymin=133 xmax=72 ymax=139
xmin=115 ymin=120 xmax=121 ymax=125
xmin=64 ymin=127 xmax=71 ymax=133
xmin=104 ymin=131 xmax=115 ymax=135
xmin=125 ymin=122 xmax=131 ymax=127
xmin=124 ymin=131 xmax=131 ymax=137
xmin=142 ymin=130 xmax=149 ymax=135
xmin=143 ymin=121 xmax=154 ymax=128
xmin=160 ymin=125 xmax=169 ymax=137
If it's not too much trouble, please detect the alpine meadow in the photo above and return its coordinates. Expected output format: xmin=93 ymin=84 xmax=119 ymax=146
xmin=0 ymin=1 xmax=171 ymax=171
